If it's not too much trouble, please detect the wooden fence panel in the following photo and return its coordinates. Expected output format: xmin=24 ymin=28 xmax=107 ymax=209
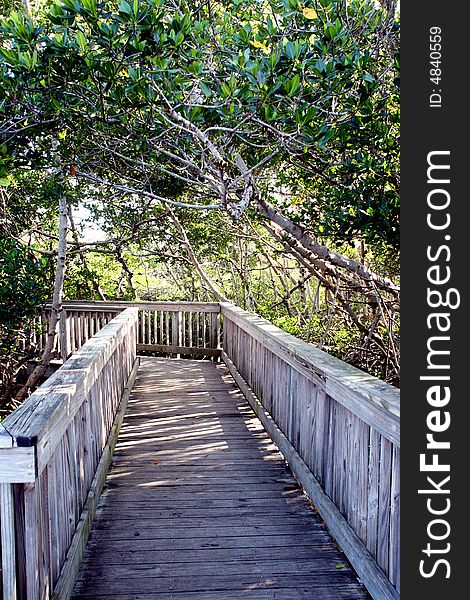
xmin=134 ymin=303 xmax=221 ymax=359
xmin=220 ymin=302 xmax=400 ymax=600
xmin=0 ymin=308 xmax=138 ymax=599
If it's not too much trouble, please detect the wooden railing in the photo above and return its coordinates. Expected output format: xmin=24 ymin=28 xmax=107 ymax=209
xmin=0 ymin=307 xmax=139 ymax=599
xmin=220 ymin=303 xmax=400 ymax=600
xmin=28 ymin=303 xmax=124 ymax=362
xmin=31 ymin=301 xmax=222 ymax=362
xmin=135 ymin=302 xmax=221 ymax=358
xmin=1 ymin=301 xmax=399 ymax=600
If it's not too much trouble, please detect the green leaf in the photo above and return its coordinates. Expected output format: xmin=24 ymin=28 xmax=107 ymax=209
xmin=199 ymin=82 xmax=212 ymax=97
xmin=175 ymin=32 xmax=184 ymax=46
xmin=269 ymin=52 xmax=279 ymax=70
xmin=0 ymin=178 xmax=10 ymax=187
xmin=285 ymin=41 xmax=296 ymax=60
xmin=76 ymin=30 xmax=87 ymax=51
xmin=118 ymin=0 xmax=132 ymax=16
xmin=220 ymin=82 xmax=231 ymax=97
xmin=287 ymin=74 xmax=300 ymax=97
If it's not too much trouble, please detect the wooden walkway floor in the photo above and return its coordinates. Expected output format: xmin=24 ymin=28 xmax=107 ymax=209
xmin=72 ymin=357 xmax=370 ymax=599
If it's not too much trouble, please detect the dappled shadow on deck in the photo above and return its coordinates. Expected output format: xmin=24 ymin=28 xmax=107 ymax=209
xmin=72 ymin=357 xmax=370 ymax=599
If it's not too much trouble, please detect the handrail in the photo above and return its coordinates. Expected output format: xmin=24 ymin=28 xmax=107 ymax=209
xmin=0 ymin=307 xmax=139 ymax=598
xmin=220 ymin=302 xmax=399 ymax=444
xmin=34 ymin=301 xmax=222 ymax=361
xmin=45 ymin=300 xmax=221 ymax=312
xmin=220 ymin=302 xmax=400 ymax=600
xmin=1 ymin=300 xmax=400 ymax=599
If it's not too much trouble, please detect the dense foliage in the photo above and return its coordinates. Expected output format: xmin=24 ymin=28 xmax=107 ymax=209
xmin=0 ymin=236 xmax=50 ymax=410
xmin=0 ymin=0 xmax=400 ymax=409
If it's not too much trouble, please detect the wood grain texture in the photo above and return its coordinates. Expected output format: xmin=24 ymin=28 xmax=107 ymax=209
xmin=2 ymin=301 xmax=399 ymax=600
xmin=51 ymin=358 xmax=139 ymax=600
xmin=0 ymin=483 xmax=17 ymax=599
xmin=220 ymin=303 xmax=399 ymax=435
xmin=0 ymin=308 xmax=138 ymax=599
xmin=221 ymin=304 xmax=400 ymax=598
xmin=72 ymin=358 xmax=370 ymax=600
xmin=222 ymin=352 xmax=398 ymax=600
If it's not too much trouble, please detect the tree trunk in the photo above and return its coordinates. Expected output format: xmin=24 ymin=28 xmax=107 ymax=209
xmin=169 ymin=210 xmax=229 ymax=302
xmin=15 ymin=166 xmax=68 ymax=403
xmin=22 ymin=0 xmax=32 ymax=16
xmin=254 ymin=195 xmax=400 ymax=298
xmin=69 ymin=211 xmax=107 ymax=300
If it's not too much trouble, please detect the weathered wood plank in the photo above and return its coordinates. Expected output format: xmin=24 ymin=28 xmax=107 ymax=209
xmin=48 ymin=300 xmax=221 ymax=313
xmin=220 ymin=303 xmax=400 ymax=597
xmin=377 ymin=437 xmax=392 ymax=574
xmin=0 ymin=447 xmax=35 ymax=483
xmin=0 ymin=483 xmax=17 ymax=599
xmin=71 ymin=585 xmax=369 ymax=600
xmin=389 ymin=445 xmax=400 ymax=592
xmin=366 ymin=429 xmax=381 ymax=559
xmin=222 ymin=351 xmax=398 ymax=600
xmin=3 ymin=309 xmax=139 ymax=474
xmin=221 ymin=303 xmax=399 ymax=440
xmin=0 ymin=424 xmax=13 ymax=449
xmin=0 ymin=308 xmax=138 ymax=599
xmin=72 ymin=358 xmax=370 ymax=600
xmin=73 ymin=571 xmax=364 ymax=596
xmin=137 ymin=344 xmax=221 ymax=357
xmin=51 ymin=357 xmax=139 ymax=600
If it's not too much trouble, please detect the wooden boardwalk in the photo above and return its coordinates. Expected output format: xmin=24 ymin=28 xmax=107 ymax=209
xmin=72 ymin=357 xmax=370 ymax=599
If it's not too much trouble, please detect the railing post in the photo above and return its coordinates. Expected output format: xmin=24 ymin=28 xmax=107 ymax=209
xmin=59 ymin=309 xmax=67 ymax=363
xmin=23 ymin=483 xmax=40 ymax=599
xmin=209 ymin=313 xmax=217 ymax=350
xmin=1 ymin=483 xmax=17 ymax=600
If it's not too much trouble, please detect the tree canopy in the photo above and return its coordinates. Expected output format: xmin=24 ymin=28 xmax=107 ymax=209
xmin=0 ymin=0 xmax=400 ymax=408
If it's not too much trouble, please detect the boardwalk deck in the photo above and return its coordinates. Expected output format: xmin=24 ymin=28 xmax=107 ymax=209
xmin=71 ymin=357 xmax=370 ymax=599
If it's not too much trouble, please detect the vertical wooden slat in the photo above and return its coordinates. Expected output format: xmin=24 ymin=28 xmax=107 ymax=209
xmin=323 ymin=395 xmax=336 ymax=500
xmin=59 ymin=310 xmax=67 ymax=363
xmin=312 ymin=386 xmax=327 ymax=486
xmin=47 ymin=453 xmax=61 ymax=586
xmin=367 ymin=429 xmax=381 ymax=558
xmin=82 ymin=313 xmax=88 ymax=343
xmin=188 ymin=311 xmax=193 ymax=348
xmin=332 ymin=403 xmax=347 ymax=516
xmin=24 ymin=483 xmax=40 ymax=600
xmin=1 ymin=483 xmax=17 ymax=600
xmin=202 ymin=312 xmax=207 ymax=348
xmin=69 ymin=313 xmax=75 ymax=355
xmin=153 ymin=310 xmax=158 ymax=345
xmin=65 ymin=313 xmax=72 ymax=358
xmin=389 ymin=445 xmax=400 ymax=591
xmin=89 ymin=313 xmax=95 ymax=338
xmin=165 ymin=312 xmax=169 ymax=347
xmin=139 ymin=311 xmax=145 ymax=345
xmin=209 ymin=313 xmax=217 ymax=349
xmin=217 ymin=312 xmax=222 ymax=350
xmin=76 ymin=315 xmax=82 ymax=350
xmin=171 ymin=311 xmax=177 ymax=354
xmin=146 ymin=311 xmax=151 ymax=345
xmin=159 ymin=311 xmax=164 ymax=345
xmin=180 ymin=311 xmax=185 ymax=348
xmin=177 ymin=311 xmax=183 ymax=356
xmin=195 ymin=312 xmax=200 ymax=347
xmin=377 ymin=436 xmax=392 ymax=575
xmin=38 ymin=467 xmax=51 ymax=598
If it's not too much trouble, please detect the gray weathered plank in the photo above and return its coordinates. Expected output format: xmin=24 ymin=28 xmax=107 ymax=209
xmin=0 ymin=483 xmax=17 ymax=599
xmin=222 ymin=351 xmax=398 ymax=600
xmin=72 ymin=358 xmax=370 ymax=600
